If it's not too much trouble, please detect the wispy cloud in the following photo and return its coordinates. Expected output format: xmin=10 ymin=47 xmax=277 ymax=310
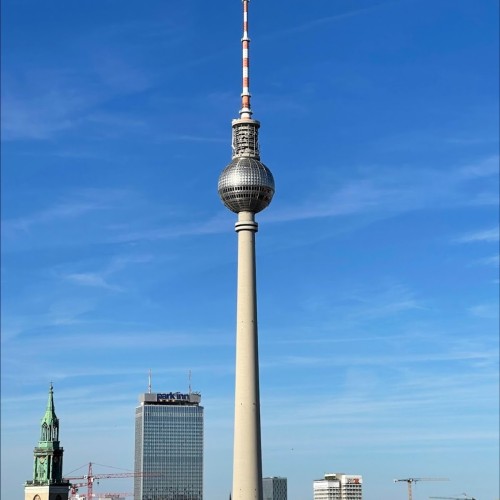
xmin=339 ymin=284 xmax=425 ymax=321
xmin=468 ymin=303 xmax=499 ymax=319
xmin=260 ymin=367 xmax=498 ymax=451
xmin=5 ymin=329 xmax=230 ymax=352
xmin=46 ymin=298 xmax=96 ymax=326
xmin=459 ymin=155 xmax=500 ymax=179
xmin=64 ymin=272 xmax=122 ymax=291
xmin=59 ymin=252 xmax=154 ymax=292
xmin=84 ymin=111 xmax=147 ymax=130
xmin=261 ymin=1 xmax=399 ymax=40
xmin=264 ymin=348 xmax=497 ymax=370
xmin=2 ymin=73 xmax=87 ymax=140
xmin=271 ymin=333 xmax=411 ymax=345
xmin=454 ymin=227 xmax=500 ymax=243
xmin=445 ymin=136 xmax=499 ymax=146
xmin=159 ymin=133 xmax=225 ymax=143
xmin=2 ymin=188 xmax=129 ymax=237
xmin=1 ymin=298 xmax=97 ymax=345
xmin=266 ymin=155 xmax=499 ymax=224
xmin=106 ymin=254 xmax=154 ymax=273
xmin=298 ymin=282 xmax=425 ymax=329
xmin=2 ymin=41 xmax=154 ymax=141
xmin=475 ymin=254 xmax=500 ymax=267
xmin=111 ymin=212 xmax=230 ymax=243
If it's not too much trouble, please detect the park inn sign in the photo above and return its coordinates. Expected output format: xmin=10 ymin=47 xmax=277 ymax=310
xmin=156 ymin=392 xmax=190 ymax=402
xmin=139 ymin=391 xmax=201 ymax=405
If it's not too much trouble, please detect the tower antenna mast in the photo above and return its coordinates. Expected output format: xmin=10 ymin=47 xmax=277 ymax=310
xmin=148 ymin=369 xmax=152 ymax=394
xmin=240 ymin=0 xmax=252 ymax=119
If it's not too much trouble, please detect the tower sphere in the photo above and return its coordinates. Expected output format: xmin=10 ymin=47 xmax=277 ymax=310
xmin=218 ymin=157 xmax=275 ymax=214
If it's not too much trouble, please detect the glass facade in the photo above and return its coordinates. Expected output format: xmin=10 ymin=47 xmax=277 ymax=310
xmin=263 ymin=477 xmax=287 ymax=500
xmin=134 ymin=394 xmax=203 ymax=500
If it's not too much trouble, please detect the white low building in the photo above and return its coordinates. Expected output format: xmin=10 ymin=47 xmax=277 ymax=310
xmin=314 ymin=473 xmax=362 ymax=500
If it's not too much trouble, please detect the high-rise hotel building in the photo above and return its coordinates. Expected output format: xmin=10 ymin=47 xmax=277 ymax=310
xmin=134 ymin=391 xmax=203 ymax=500
xmin=313 ymin=473 xmax=362 ymax=500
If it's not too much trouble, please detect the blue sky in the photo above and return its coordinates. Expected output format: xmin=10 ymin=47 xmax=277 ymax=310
xmin=1 ymin=0 xmax=498 ymax=499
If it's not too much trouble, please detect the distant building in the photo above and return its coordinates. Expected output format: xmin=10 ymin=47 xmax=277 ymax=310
xmin=24 ymin=383 xmax=70 ymax=500
xmin=134 ymin=391 xmax=203 ymax=500
xmin=313 ymin=473 xmax=362 ymax=500
xmin=70 ymin=496 xmax=127 ymax=500
xmin=263 ymin=477 xmax=287 ymax=500
xmin=70 ymin=496 xmax=126 ymax=500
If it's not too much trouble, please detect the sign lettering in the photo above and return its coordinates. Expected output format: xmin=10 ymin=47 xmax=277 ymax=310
xmin=156 ymin=392 xmax=190 ymax=402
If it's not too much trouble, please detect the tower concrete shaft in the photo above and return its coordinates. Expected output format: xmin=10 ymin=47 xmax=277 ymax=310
xmin=232 ymin=210 xmax=263 ymax=500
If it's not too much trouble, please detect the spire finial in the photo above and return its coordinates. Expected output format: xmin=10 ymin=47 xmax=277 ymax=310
xmin=46 ymin=382 xmax=55 ymax=412
xmin=240 ymin=0 xmax=252 ymax=119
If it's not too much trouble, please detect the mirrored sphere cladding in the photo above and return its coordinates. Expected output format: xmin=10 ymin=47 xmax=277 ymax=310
xmin=218 ymin=157 xmax=275 ymax=214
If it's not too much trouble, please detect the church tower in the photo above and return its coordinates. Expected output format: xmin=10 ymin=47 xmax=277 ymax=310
xmin=25 ymin=384 xmax=70 ymax=500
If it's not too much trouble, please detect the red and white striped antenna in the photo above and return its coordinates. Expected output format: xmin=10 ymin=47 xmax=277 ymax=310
xmin=240 ymin=0 xmax=252 ymax=119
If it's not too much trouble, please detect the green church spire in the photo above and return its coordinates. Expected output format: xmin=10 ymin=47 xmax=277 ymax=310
xmin=25 ymin=384 xmax=69 ymax=500
xmin=27 ymin=384 xmax=67 ymax=486
xmin=39 ymin=382 xmax=59 ymax=444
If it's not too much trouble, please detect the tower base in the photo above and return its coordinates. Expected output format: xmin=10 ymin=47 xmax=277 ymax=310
xmin=25 ymin=483 xmax=69 ymax=500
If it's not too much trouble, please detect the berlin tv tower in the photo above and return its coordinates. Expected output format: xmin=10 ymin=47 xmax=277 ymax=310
xmin=217 ymin=1 xmax=275 ymax=500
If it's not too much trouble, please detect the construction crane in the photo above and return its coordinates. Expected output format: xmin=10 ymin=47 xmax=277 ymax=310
xmin=65 ymin=462 xmax=155 ymax=500
xmin=394 ymin=478 xmax=449 ymax=500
